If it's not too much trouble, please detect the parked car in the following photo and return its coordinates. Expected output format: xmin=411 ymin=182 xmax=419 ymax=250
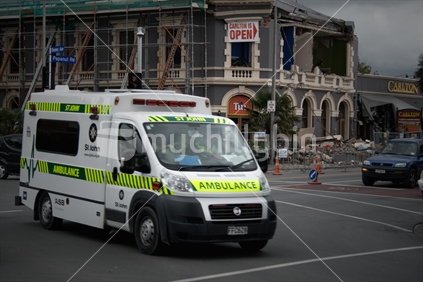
xmin=419 ymin=170 xmax=423 ymax=195
xmin=361 ymin=138 xmax=423 ymax=188
xmin=0 ymin=134 xmax=22 ymax=179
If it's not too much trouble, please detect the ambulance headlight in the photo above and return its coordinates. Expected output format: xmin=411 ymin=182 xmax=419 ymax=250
xmin=259 ymin=175 xmax=270 ymax=192
xmin=160 ymin=169 xmax=193 ymax=193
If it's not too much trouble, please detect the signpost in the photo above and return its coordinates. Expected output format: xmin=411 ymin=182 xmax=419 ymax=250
xmin=46 ymin=46 xmax=75 ymax=89
xmin=308 ymin=169 xmax=321 ymax=185
xmin=267 ymin=100 xmax=275 ymax=113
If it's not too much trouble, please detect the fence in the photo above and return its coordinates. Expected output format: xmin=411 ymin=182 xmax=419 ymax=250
xmin=273 ymin=150 xmax=373 ymax=172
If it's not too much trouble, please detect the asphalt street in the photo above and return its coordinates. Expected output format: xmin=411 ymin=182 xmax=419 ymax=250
xmin=1 ymin=168 xmax=422 ymax=281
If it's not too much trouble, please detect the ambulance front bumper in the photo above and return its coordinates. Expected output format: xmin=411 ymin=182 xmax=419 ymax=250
xmin=160 ymin=195 xmax=277 ymax=243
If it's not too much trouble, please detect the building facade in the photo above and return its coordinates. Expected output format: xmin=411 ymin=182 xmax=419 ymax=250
xmin=356 ymin=74 xmax=422 ymax=141
xmin=1 ymin=0 xmax=357 ymax=140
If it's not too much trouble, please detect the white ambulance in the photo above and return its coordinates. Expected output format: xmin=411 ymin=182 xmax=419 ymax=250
xmin=16 ymin=85 xmax=277 ymax=254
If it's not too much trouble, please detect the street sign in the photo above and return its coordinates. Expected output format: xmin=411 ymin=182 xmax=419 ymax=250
xmin=308 ymin=169 xmax=318 ymax=181
xmin=50 ymin=46 xmax=64 ymax=53
xmin=279 ymin=148 xmax=288 ymax=159
xmin=267 ymin=100 xmax=275 ymax=112
xmin=227 ymin=21 xmax=259 ymax=42
xmin=51 ymin=55 xmax=76 ymax=64
xmin=254 ymin=132 xmax=266 ymax=140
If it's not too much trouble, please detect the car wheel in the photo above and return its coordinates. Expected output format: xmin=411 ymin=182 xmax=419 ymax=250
xmin=403 ymin=169 xmax=417 ymax=188
xmin=0 ymin=162 xmax=9 ymax=179
xmin=239 ymin=240 xmax=268 ymax=251
xmin=38 ymin=191 xmax=62 ymax=230
xmin=134 ymin=207 xmax=164 ymax=255
xmin=362 ymin=175 xmax=374 ymax=186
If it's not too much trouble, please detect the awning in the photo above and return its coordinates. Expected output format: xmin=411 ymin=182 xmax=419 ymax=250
xmin=360 ymin=94 xmax=418 ymax=121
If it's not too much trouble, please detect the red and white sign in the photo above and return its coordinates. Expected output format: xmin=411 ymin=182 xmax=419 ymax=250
xmin=228 ymin=21 xmax=259 ymax=42
xmin=228 ymin=95 xmax=251 ymax=115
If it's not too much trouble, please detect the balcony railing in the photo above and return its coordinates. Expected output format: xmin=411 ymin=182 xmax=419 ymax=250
xmin=2 ymin=66 xmax=354 ymax=92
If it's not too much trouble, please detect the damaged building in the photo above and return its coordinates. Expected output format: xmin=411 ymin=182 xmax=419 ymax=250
xmin=1 ymin=0 xmax=358 ymax=139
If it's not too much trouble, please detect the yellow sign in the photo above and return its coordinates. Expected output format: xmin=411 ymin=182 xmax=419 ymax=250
xmin=398 ymin=111 xmax=420 ymax=118
xmin=387 ymin=81 xmax=418 ymax=94
xmin=191 ymin=179 xmax=261 ymax=192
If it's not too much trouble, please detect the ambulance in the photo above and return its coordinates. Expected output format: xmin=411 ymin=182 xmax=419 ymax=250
xmin=15 ymin=85 xmax=277 ymax=254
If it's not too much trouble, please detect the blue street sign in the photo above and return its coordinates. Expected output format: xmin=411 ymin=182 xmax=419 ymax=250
xmin=51 ymin=55 xmax=76 ymax=64
xmin=50 ymin=46 xmax=65 ymax=53
xmin=308 ymin=169 xmax=318 ymax=181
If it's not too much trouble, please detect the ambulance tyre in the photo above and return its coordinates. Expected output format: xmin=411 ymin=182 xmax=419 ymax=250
xmin=38 ymin=191 xmax=62 ymax=230
xmin=238 ymin=240 xmax=268 ymax=251
xmin=135 ymin=207 xmax=164 ymax=255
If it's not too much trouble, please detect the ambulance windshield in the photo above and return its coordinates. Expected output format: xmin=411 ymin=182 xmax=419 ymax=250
xmin=144 ymin=122 xmax=257 ymax=171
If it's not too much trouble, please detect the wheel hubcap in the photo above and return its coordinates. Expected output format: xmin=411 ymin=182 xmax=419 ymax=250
xmin=0 ymin=165 xmax=5 ymax=178
xmin=41 ymin=199 xmax=52 ymax=223
xmin=410 ymin=173 xmax=416 ymax=186
xmin=140 ymin=218 xmax=155 ymax=246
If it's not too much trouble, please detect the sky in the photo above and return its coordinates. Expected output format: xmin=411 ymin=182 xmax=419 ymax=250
xmin=301 ymin=0 xmax=423 ymax=78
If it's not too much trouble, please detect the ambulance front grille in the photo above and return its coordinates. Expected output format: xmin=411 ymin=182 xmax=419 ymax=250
xmin=209 ymin=204 xmax=262 ymax=220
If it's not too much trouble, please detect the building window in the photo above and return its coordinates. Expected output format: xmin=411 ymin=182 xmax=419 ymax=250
xmin=166 ymin=29 xmax=181 ymax=68
xmin=10 ymin=38 xmax=19 ymax=74
xmin=82 ymin=35 xmax=94 ymax=71
xmin=119 ymin=31 xmax=135 ymax=70
xmin=231 ymin=42 xmax=251 ymax=67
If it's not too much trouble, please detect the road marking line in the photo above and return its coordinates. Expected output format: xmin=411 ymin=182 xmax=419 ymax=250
xmin=275 ymin=189 xmax=422 ymax=215
xmin=271 ymin=186 xmax=423 ymax=202
xmin=276 ymin=200 xmax=411 ymax=232
xmin=0 ymin=210 xmax=23 ymax=214
xmin=170 ymin=246 xmax=423 ymax=282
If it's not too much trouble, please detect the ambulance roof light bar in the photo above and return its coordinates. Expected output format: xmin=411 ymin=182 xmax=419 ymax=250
xmin=133 ymin=99 xmax=196 ymax=107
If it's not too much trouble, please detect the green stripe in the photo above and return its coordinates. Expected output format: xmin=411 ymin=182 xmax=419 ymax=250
xmin=27 ymin=159 xmax=170 ymax=194
xmin=25 ymin=102 xmax=111 ymax=114
xmin=148 ymin=116 xmax=228 ymax=123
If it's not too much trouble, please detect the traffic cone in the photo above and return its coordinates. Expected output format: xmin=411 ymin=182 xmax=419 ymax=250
xmin=312 ymin=156 xmax=317 ymax=170
xmin=317 ymin=155 xmax=324 ymax=174
xmin=273 ymin=150 xmax=282 ymax=175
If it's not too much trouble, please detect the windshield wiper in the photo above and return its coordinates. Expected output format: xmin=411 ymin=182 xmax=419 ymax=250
xmin=230 ymin=158 xmax=255 ymax=169
xmin=179 ymin=165 xmax=229 ymax=171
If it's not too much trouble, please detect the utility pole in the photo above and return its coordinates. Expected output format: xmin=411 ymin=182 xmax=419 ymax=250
xmin=270 ymin=5 xmax=278 ymax=164
xmin=137 ymin=27 xmax=144 ymax=75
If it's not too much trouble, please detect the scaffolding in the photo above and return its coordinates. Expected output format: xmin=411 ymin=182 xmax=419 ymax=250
xmin=0 ymin=0 xmax=208 ymax=109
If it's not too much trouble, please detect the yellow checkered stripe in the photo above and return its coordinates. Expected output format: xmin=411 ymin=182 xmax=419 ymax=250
xmin=213 ymin=118 xmax=229 ymax=124
xmin=84 ymin=168 xmax=105 ymax=184
xmin=38 ymin=160 xmax=49 ymax=173
xmin=26 ymin=102 xmax=60 ymax=112
xmin=20 ymin=157 xmax=26 ymax=169
xmin=148 ymin=116 xmax=169 ymax=122
xmin=106 ymin=172 xmax=174 ymax=195
xmin=83 ymin=104 xmax=112 ymax=115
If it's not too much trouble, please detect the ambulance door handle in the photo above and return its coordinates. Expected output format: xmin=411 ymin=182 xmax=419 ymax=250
xmin=112 ymin=167 xmax=118 ymax=182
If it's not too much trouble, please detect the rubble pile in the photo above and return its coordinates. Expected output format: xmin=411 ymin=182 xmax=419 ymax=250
xmin=278 ymin=138 xmax=377 ymax=166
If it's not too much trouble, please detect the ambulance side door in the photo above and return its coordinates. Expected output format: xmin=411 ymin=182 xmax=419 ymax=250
xmin=105 ymin=122 xmax=151 ymax=229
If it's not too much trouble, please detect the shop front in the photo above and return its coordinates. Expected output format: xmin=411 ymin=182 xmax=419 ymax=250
xmin=227 ymin=95 xmax=252 ymax=132
xmin=356 ymin=74 xmax=422 ymax=141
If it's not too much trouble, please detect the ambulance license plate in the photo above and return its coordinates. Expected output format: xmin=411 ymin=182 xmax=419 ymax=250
xmin=228 ymin=226 xmax=248 ymax=235
xmin=375 ymin=169 xmax=385 ymax=174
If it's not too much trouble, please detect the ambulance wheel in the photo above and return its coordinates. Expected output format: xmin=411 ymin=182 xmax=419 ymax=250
xmin=0 ymin=162 xmax=9 ymax=179
xmin=135 ymin=207 xmax=163 ymax=255
xmin=38 ymin=191 xmax=62 ymax=230
xmin=238 ymin=240 xmax=268 ymax=251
